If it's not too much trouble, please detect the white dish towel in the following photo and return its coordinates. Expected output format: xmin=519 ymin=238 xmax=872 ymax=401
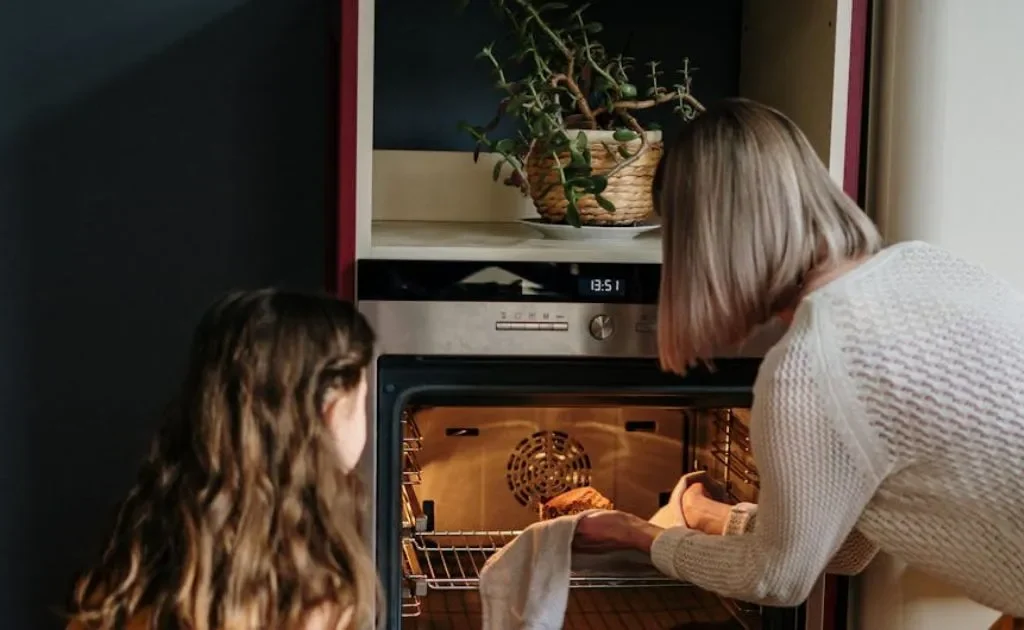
xmin=478 ymin=472 xmax=705 ymax=630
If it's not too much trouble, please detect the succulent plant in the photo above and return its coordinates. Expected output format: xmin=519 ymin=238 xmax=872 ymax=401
xmin=458 ymin=0 xmax=705 ymax=226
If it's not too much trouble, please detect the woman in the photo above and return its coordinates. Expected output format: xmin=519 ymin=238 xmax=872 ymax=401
xmin=66 ymin=290 xmax=378 ymax=630
xmin=574 ymin=98 xmax=1024 ymax=619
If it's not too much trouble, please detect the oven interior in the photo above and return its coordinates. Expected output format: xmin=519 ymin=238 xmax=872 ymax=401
xmin=398 ymin=403 xmax=761 ymax=629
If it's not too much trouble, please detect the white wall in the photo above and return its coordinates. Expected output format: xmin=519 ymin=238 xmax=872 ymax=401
xmin=861 ymin=2 xmax=1021 ymax=628
xmin=871 ymin=0 xmax=1024 ymax=290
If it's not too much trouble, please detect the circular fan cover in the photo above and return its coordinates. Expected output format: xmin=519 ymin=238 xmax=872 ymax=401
xmin=505 ymin=430 xmax=592 ymax=507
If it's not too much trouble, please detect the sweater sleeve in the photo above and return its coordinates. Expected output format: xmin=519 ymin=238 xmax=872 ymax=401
xmin=650 ymin=322 xmax=884 ymax=606
xmin=723 ymin=504 xmax=879 ymax=576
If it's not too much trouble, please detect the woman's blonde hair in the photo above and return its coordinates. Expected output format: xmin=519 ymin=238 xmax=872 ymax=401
xmin=67 ymin=289 xmax=379 ymax=630
xmin=656 ymin=98 xmax=881 ymax=374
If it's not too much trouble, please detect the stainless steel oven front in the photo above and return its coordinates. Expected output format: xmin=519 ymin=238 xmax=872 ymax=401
xmin=357 ymin=260 xmax=838 ymax=630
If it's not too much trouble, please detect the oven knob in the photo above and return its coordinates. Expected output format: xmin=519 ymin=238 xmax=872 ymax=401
xmin=589 ymin=314 xmax=615 ymax=340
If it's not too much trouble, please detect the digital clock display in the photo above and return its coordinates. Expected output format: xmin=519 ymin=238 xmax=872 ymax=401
xmin=578 ymin=277 xmax=627 ymax=297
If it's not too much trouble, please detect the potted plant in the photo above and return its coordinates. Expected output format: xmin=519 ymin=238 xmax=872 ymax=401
xmin=458 ymin=0 xmax=705 ymax=227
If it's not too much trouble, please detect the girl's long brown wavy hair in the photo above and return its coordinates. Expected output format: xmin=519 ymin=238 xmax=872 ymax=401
xmin=67 ymin=289 xmax=379 ymax=630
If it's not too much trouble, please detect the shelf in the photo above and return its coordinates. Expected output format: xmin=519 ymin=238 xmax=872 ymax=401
xmin=369 ymin=221 xmax=662 ymax=263
xmin=405 ymin=531 xmax=680 ymax=591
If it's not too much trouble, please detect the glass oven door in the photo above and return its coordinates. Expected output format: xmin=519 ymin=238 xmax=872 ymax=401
xmin=374 ymin=356 xmax=809 ymax=630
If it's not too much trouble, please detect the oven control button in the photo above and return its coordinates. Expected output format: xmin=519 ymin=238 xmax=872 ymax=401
xmin=635 ymin=320 xmax=656 ymax=334
xmin=589 ymin=314 xmax=615 ymax=340
xmin=496 ymin=321 xmax=570 ymax=332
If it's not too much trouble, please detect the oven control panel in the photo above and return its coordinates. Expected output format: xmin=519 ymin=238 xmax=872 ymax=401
xmin=356 ymin=259 xmax=777 ymax=358
xmin=490 ymin=308 xmax=657 ymax=339
xmin=361 ymin=299 xmax=663 ymax=358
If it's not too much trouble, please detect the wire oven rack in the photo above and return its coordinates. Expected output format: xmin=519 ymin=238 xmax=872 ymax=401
xmin=706 ymin=409 xmax=759 ymax=504
xmin=404 ymin=530 xmax=682 ymax=591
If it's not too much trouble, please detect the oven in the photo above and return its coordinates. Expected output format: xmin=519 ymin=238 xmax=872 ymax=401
xmin=357 ymin=260 xmax=840 ymax=630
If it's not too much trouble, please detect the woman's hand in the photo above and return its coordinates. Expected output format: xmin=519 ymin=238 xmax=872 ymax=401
xmin=572 ymin=510 xmax=664 ymax=555
xmin=681 ymin=482 xmax=731 ymax=535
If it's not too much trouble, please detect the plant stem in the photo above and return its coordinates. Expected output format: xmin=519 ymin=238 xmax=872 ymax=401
xmin=605 ymin=111 xmax=649 ymax=178
xmin=590 ymin=91 xmax=706 ymax=117
xmin=517 ymin=0 xmax=571 ymax=57
xmin=481 ymin=47 xmax=510 ymax=88
xmin=573 ymin=9 xmax=619 ymax=90
xmin=550 ymin=58 xmax=598 ymax=129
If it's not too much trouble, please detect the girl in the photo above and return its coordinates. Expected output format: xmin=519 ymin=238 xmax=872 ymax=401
xmin=66 ymin=289 xmax=378 ymax=630
xmin=573 ymin=98 xmax=1024 ymax=620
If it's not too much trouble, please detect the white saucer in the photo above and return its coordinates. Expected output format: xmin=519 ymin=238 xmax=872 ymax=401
xmin=519 ymin=219 xmax=660 ymax=241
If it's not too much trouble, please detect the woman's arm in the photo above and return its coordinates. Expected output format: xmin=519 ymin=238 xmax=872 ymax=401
xmin=689 ymin=494 xmax=879 ymax=576
xmin=646 ymin=333 xmax=886 ymax=606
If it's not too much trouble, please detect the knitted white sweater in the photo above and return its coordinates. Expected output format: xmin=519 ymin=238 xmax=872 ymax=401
xmin=650 ymin=241 xmax=1024 ymax=616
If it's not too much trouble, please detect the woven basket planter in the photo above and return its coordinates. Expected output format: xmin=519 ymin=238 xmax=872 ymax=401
xmin=525 ymin=129 xmax=663 ymax=226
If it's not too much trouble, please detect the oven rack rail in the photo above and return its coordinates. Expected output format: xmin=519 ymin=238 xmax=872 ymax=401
xmin=401 ymin=412 xmax=424 ymax=487
xmin=707 ymin=410 xmax=759 ymax=504
xmin=401 ymin=485 xmax=428 ymax=533
xmin=401 ymin=597 xmax=421 ymax=618
xmin=402 ymin=411 xmax=422 ymax=453
xmin=402 ymin=530 xmax=684 ymax=591
xmin=401 ymin=533 xmax=425 ymax=618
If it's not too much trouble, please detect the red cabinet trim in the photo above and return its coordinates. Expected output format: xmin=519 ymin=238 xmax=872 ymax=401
xmin=844 ymin=0 xmax=871 ymax=203
xmin=337 ymin=0 xmax=359 ymax=300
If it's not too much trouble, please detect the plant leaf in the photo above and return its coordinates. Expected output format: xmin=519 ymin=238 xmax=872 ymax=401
xmin=595 ymin=194 xmax=615 ymax=212
xmin=492 ymin=160 xmax=504 ymax=181
xmin=574 ymin=130 xmax=589 ymax=153
xmin=612 ymin=128 xmax=639 ymax=142
xmin=565 ymin=189 xmax=582 ymax=227
xmin=589 ymin=175 xmax=608 ymax=194
xmin=568 ymin=147 xmax=588 ymax=168
xmin=549 ymin=133 xmax=570 ymax=151
xmin=493 ymin=138 xmax=516 ymax=154
xmin=565 ymin=176 xmax=593 ymax=192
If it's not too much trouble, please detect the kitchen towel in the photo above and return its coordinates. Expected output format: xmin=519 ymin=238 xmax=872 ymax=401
xmin=478 ymin=472 xmax=706 ymax=630
xmin=478 ymin=510 xmax=594 ymax=630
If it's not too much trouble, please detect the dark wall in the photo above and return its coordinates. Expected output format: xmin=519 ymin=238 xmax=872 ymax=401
xmin=374 ymin=0 xmax=743 ymax=151
xmin=0 ymin=0 xmax=336 ymax=626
